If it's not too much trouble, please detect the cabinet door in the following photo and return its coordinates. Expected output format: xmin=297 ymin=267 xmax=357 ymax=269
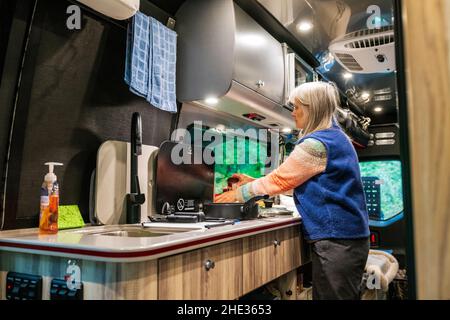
xmin=242 ymin=231 xmax=277 ymax=294
xmin=274 ymin=226 xmax=302 ymax=277
xmin=233 ymin=4 xmax=285 ymax=104
xmin=242 ymin=226 xmax=302 ymax=294
xmin=158 ymin=240 xmax=243 ymax=300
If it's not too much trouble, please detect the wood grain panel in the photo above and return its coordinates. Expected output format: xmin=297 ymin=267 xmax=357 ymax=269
xmin=242 ymin=232 xmax=277 ymax=294
xmin=242 ymin=226 xmax=301 ymax=294
xmin=0 ymin=251 xmax=157 ymax=300
xmin=274 ymin=227 xmax=301 ymax=277
xmin=402 ymin=0 xmax=450 ymax=299
xmin=158 ymin=239 xmax=243 ymax=300
xmin=275 ymin=269 xmax=298 ymax=300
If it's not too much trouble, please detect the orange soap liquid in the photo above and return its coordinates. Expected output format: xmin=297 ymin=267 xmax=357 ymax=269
xmin=39 ymin=194 xmax=59 ymax=234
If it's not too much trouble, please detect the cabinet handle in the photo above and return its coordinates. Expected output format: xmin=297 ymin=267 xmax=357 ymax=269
xmin=273 ymin=239 xmax=281 ymax=247
xmin=285 ymin=290 xmax=293 ymax=296
xmin=256 ymin=80 xmax=265 ymax=88
xmin=204 ymin=259 xmax=215 ymax=271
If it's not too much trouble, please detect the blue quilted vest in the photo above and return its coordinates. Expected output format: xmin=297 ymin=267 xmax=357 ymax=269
xmin=294 ymin=123 xmax=370 ymax=240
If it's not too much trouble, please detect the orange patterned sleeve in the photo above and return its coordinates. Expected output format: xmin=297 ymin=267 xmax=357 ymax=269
xmin=236 ymin=138 xmax=327 ymax=202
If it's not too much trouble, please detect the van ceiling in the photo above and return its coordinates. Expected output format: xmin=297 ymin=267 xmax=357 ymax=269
xmin=147 ymin=0 xmax=186 ymax=15
xmin=254 ymin=0 xmax=397 ymax=126
xmin=148 ymin=0 xmax=398 ymax=126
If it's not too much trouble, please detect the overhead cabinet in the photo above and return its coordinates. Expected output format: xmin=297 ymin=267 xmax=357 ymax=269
xmin=232 ymin=4 xmax=285 ymax=104
xmin=175 ymin=0 xmax=294 ymax=129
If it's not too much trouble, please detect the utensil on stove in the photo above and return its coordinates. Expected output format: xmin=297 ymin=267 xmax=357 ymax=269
xmin=202 ymin=195 xmax=269 ymax=220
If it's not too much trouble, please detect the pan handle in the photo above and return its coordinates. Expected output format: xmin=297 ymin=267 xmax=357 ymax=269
xmin=241 ymin=195 xmax=269 ymax=216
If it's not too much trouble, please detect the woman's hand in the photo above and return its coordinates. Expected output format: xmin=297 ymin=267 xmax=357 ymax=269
xmin=230 ymin=173 xmax=256 ymax=187
xmin=215 ymin=189 xmax=238 ymax=203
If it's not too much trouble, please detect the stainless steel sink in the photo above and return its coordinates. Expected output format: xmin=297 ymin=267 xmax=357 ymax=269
xmin=96 ymin=230 xmax=169 ymax=237
xmin=94 ymin=227 xmax=189 ymax=238
xmin=66 ymin=225 xmax=202 ymax=237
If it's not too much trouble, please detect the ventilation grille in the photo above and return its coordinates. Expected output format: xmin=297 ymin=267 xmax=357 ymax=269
xmin=345 ymin=34 xmax=395 ymax=49
xmin=334 ymin=53 xmax=363 ymax=71
xmin=343 ymin=25 xmax=394 ymax=41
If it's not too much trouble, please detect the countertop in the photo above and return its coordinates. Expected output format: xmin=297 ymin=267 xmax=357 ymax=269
xmin=0 ymin=216 xmax=301 ymax=262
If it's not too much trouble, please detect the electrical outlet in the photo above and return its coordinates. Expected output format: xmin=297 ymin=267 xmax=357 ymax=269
xmin=50 ymin=278 xmax=83 ymax=300
xmin=6 ymin=272 xmax=42 ymax=300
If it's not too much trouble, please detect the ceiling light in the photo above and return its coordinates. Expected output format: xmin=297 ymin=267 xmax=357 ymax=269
xmin=343 ymin=73 xmax=353 ymax=79
xmin=297 ymin=21 xmax=313 ymax=32
xmin=374 ymin=87 xmax=392 ymax=95
xmin=374 ymin=106 xmax=383 ymax=112
xmin=205 ymin=97 xmax=219 ymax=105
xmin=215 ymin=124 xmax=226 ymax=133
xmin=236 ymin=33 xmax=266 ymax=47
xmin=361 ymin=92 xmax=370 ymax=100
xmin=282 ymin=128 xmax=292 ymax=134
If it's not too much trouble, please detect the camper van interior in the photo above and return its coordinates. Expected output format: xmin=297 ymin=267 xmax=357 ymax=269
xmin=0 ymin=0 xmax=448 ymax=303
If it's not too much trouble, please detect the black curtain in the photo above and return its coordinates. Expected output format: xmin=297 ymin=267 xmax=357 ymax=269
xmin=2 ymin=0 xmax=177 ymax=229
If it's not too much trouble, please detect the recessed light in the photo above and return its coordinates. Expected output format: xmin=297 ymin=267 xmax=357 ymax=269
xmin=282 ymin=128 xmax=292 ymax=134
xmin=297 ymin=21 xmax=313 ymax=32
xmin=361 ymin=92 xmax=370 ymax=100
xmin=216 ymin=124 xmax=226 ymax=131
xmin=343 ymin=73 xmax=353 ymax=79
xmin=205 ymin=97 xmax=219 ymax=105
xmin=236 ymin=33 xmax=266 ymax=47
xmin=374 ymin=107 xmax=383 ymax=112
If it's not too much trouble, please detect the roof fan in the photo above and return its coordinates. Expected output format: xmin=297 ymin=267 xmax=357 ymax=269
xmin=329 ymin=25 xmax=395 ymax=74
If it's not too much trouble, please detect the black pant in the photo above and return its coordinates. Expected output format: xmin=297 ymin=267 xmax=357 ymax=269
xmin=311 ymin=238 xmax=370 ymax=300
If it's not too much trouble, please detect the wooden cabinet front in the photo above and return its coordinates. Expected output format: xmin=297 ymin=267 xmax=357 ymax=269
xmin=274 ymin=226 xmax=302 ymax=276
xmin=242 ymin=226 xmax=301 ymax=295
xmin=158 ymin=239 xmax=243 ymax=300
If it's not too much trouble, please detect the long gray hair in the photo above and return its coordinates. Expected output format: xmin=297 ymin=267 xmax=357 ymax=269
xmin=289 ymin=81 xmax=340 ymax=136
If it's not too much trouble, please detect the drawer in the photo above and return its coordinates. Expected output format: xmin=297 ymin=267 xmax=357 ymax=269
xmin=158 ymin=239 xmax=243 ymax=300
xmin=242 ymin=226 xmax=301 ymax=294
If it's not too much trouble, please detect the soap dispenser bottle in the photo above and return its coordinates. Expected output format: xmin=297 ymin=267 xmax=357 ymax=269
xmin=39 ymin=162 xmax=63 ymax=234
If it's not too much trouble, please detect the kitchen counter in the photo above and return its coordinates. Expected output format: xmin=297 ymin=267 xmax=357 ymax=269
xmin=0 ymin=216 xmax=301 ymax=262
xmin=0 ymin=215 xmax=304 ymax=300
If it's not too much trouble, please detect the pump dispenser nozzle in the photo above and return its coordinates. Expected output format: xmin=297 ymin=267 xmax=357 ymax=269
xmin=44 ymin=162 xmax=63 ymax=183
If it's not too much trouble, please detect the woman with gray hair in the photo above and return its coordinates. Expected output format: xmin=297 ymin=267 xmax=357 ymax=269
xmin=216 ymin=81 xmax=370 ymax=300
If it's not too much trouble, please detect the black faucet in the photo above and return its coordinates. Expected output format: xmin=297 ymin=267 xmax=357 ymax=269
xmin=126 ymin=112 xmax=146 ymax=224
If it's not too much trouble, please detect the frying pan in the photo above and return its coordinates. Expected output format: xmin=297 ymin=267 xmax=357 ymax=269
xmin=202 ymin=195 xmax=269 ymax=220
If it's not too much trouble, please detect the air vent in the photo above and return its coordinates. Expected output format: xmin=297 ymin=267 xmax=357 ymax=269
xmin=329 ymin=25 xmax=395 ymax=73
xmin=242 ymin=113 xmax=266 ymax=121
xmin=342 ymin=25 xmax=394 ymax=41
xmin=345 ymin=34 xmax=395 ymax=49
xmin=335 ymin=53 xmax=364 ymax=71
